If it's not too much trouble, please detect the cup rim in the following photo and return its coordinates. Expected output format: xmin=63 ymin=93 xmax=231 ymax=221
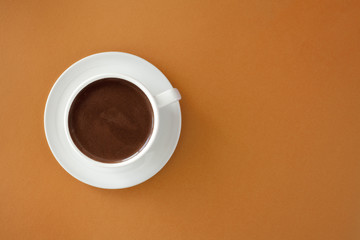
xmin=64 ymin=73 xmax=160 ymax=168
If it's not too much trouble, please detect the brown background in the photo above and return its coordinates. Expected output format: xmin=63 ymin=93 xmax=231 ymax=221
xmin=1 ymin=0 xmax=360 ymax=239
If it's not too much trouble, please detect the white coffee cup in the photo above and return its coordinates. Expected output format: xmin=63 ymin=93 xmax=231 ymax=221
xmin=63 ymin=73 xmax=181 ymax=168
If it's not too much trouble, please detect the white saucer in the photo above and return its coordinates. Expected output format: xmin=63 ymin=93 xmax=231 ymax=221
xmin=44 ymin=52 xmax=181 ymax=189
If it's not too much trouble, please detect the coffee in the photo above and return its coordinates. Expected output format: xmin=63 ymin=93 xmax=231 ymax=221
xmin=68 ymin=78 xmax=154 ymax=163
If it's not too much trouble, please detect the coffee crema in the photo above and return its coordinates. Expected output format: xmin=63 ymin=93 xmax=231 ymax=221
xmin=68 ymin=78 xmax=154 ymax=163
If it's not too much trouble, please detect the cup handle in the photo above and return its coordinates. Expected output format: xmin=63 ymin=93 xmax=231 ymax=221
xmin=154 ymin=88 xmax=181 ymax=108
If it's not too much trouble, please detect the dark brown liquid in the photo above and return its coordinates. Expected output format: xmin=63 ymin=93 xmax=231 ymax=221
xmin=68 ymin=78 xmax=154 ymax=163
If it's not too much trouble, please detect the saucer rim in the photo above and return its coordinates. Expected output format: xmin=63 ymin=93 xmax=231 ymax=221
xmin=44 ymin=52 xmax=182 ymax=189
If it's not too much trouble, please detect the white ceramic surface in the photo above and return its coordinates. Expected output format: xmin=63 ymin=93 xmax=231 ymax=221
xmin=44 ymin=52 xmax=182 ymax=189
xmin=64 ymin=73 xmax=181 ymax=168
